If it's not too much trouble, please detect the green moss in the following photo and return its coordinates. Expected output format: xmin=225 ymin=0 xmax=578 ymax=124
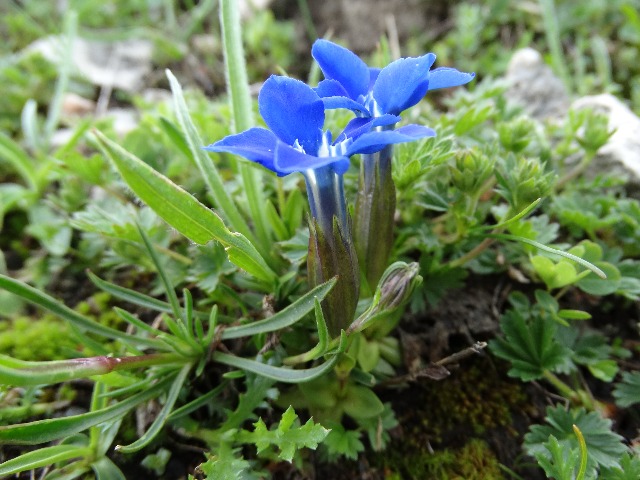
xmin=383 ymin=439 xmax=504 ymax=480
xmin=0 ymin=315 xmax=77 ymax=361
xmin=418 ymin=362 xmax=526 ymax=440
xmin=0 ymin=292 xmax=121 ymax=361
xmin=74 ymin=292 xmax=123 ymax=330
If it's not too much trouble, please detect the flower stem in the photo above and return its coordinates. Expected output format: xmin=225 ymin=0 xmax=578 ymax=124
xmin=219 ymin=0 xmax=272 ymax=252
xmin=543 ymin=370 xmax=578 ymax=400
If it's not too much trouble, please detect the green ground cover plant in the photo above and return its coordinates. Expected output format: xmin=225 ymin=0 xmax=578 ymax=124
xmin=1 ymin=0 xmax=639 ymax=478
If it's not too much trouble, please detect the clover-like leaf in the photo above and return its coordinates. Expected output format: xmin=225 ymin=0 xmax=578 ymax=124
xmin=525 ymin=405 xmax=628 ymax=471
xmin=489 ymin=309 xmax=572 ymax=381
xmin=613 ymin=371 xmax=640 ymax=407
xmin=600 ymin=452 xmax=640 ymax=480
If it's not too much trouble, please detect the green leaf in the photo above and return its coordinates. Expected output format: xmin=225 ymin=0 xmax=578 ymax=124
xmin=165 ymin=70 xmax=255 ymax=245
xmin=577 ymin=262 xmax=621 ymax=296
xmin=489 ymin=309 xmax=572 ymax=381
xmin=0 ymin=376 xmax=173 ymax=445
xmin=243 ymin=406 xmax=329 ymax=462
xmin=613 ymin=371 xmax=640 ymax=407
xmin=222 ymin=278 xmax=335 ymax=339
xmin=87 ymin=271 xmax=176 ymax=314
xmin=531 ymin=255 xmax=582 ymax=289
xmin=213 ymin=340 xmax=343 ymax=384
xmin=321 ymin=424 xmax=364 ymax=461
xmin=0 ymin=273 xmax=160 ymax=348
xmin=341 ymin=384 xmax=384 ymax=419
xmin=0 ymin=445 xmax=90 ymax=476
xmin=91 ymin=457 xmax=126 ymax=480
xmin=600 ymin=452 xmax=640 ymax=480
xmin=116 ymin=364 xmax=192 ymax=453
xmin=92 ymin=130 xmax=276 ymax=284
xmin=534 ymin=434 xmax=582 ymax=480
xmin=199 ymin=443 xmax=250 ymax=480
xmin=525 ymin=405 xmax=628 ymax=471
xmin=489 ymin=233 xmax=606 ymax=279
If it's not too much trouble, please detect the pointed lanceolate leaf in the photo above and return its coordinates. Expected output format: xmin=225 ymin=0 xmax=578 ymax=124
xmin=0 ymin=376 xmax=173 ymax=445
xmin=222 ymin=278 xmax=336 ymax=339
xmin=93 ymin=130 xmax=276 ymax=283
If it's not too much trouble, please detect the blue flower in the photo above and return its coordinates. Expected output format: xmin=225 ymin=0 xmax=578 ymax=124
xmin=204 ymin=75 xmax=435 ymax=178
xmin=311 ymin=39 xmax=475 ymax=117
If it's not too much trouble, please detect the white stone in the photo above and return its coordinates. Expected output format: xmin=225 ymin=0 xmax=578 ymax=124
xmin=572 ymin=94 xmax=640 ymax=184
xmin=26 ymin=36 xmax=153 ymax=92
xmin=505 ymin=48 xmax=569 ymax=120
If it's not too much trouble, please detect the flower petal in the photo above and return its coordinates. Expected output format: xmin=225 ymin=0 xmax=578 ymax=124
xmin=258 ymin=75 xmax=324 ymax=154
xmin=428 ymin=68 xmax=475 ymax=91
xmin=273 ymin=141 xmax=349 ymax=175
xmin=338 ymin=114 xmax=401 ymax=143
xmin=312 ymin=39 xmax=370 ymax=100
xmin=369 ymin=68 xmax=381 ymax=90
xmin=321 ymin=96 xmax=371 ymax=116
xmin=373 ymin=53 xmax=436 ymax=115
xmin=204 ymin=127 xmax=277 ymax=172
xmin=345 ymin=124 xmax=436 ymax=155
xmin=315 ymin=79 xmax=350 ymax=98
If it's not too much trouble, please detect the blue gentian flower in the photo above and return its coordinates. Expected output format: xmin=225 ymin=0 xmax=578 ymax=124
xmin=311 ymin=39 xmax=475 ymax=290
xmin=204 ymin=74 xmax=436 ymax=336
xmin=204 ymin=74 xmax=435 ymax=234
xmin=311 ymin=39 xmax=475 ymax=117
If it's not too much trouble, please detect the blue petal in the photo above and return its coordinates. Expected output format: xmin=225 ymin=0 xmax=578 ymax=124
xmin=258 ymin=75 xmax=324 ymax=154
xmin=321 ymin=96 xmax=371 ymax=116
xmin=315 ymin=79 xmax=349 ymax=98
xmin=373 ymin=53 xmax=436 ymax=115
xmin=338 ymin=114 xmax=401 ymax=142
xmin=204 ymin=127 xmax=277 ymax=172
xmin=273 ymin=141 xmax=349 ymax=175
xmin=345 ymin=124 xmax=436 ymax=155
xmin=312 ymin=39 xmax=370 ymax=100
xmin=368 ymin=68 xmax=381 ymax=90
xmin=428 ymin=68 xmax=475 ymax=91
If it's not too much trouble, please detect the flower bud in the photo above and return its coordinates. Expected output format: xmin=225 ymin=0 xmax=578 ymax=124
xmin=348 ymin=261 xmax=422 ymax=335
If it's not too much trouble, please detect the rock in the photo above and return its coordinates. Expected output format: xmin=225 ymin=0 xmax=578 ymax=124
xmin=239 ymin=0 xmax=273 ymax=19
xmin=105 ymin=108 xmax=138 ymax=136
xmin=61 ymin=93 xmax=95 ymax=116
xmin=572 ymin=93 xmax=640 ymax=191
xmin=26 ymin=36 xmax=153 ymax=92
xmin=505 ymin=48 xmax=570 ymax=120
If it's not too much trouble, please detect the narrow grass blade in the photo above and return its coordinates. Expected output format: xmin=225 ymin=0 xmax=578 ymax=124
xmin=0 ymin=376 xmax=174 ymax=445
xmin=0 ymin=445 xmax=91 ymax=476
xmin=116 ymin=363 xmax=192 ymax=453
xmin=489 ymin=234 xmax=607 ymax=279
xmin=0 ymin=274 xmax=159 ymax=347
xmin=221 ymin=278 xmax=336 ymax=339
